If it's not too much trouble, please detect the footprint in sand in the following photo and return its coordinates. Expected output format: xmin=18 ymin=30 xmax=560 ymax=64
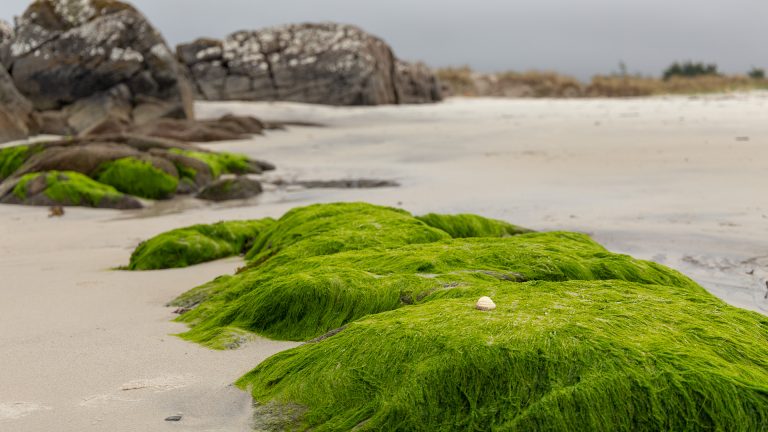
xmin=0 ymin=402 xmax=51 ymax=421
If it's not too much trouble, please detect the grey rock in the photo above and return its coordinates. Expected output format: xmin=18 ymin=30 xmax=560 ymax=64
xmin=0 ymin=66 xmax=37 ymax=143
xmin=177 ymin=23 xmax=442 ymax=105
xmin=197 ymin=176 xmax=263 ymax=201
xmin=5 ymin=0 xmax=194 ymax=134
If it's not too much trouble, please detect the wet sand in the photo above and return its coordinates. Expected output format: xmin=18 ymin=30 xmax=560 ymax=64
xmin=1 ymin=93 xmax=767 ymax=430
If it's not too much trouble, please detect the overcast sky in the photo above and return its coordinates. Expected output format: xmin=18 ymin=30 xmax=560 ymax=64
xmin=2 ymin=0 xmax=766 ymax=80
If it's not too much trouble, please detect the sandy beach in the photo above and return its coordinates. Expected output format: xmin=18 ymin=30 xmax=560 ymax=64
xmin=1 ymin=93 xmax=767 ymax=430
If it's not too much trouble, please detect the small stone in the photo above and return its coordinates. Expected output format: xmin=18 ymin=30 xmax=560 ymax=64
xmin=475 ymin=296 xmax=496 ymax=311
xmin=164 ymin=415 xmax=182 ymax=422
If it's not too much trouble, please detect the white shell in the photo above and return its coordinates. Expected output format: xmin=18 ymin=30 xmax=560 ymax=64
xmin=475 ymin=296 xmax=496 ymax=311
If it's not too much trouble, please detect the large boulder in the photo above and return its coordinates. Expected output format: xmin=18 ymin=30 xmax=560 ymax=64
xmin=5 ymin=0 xmax=195 ymax=135
xmin=0 ymin=66 xmax=37 ymax=143
xmin=177 ymin=23 xmax=442 ymax=105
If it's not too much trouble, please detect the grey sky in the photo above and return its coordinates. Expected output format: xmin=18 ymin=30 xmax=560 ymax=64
xmin=2 ymin=0 xmax=766 ymax=80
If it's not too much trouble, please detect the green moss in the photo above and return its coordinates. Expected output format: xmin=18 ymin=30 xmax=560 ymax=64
xmin=169 ymin=149 xmax=252 ymax=178
xmin=151 ymin=202 xmax=768 ymax=429
xmin=177 ymin=230 xmax=699 ymax=344
xmin=0 ymin=145 xmax=30 ymax=180
xmin=239 ymin=280 xmax=768 ymax=431
xmin=416 ymin=213 xmax=534 ymax=238
xmin=96 ymin=157 xmax=178 ymax=200
xmin=160 ymin=203 xmax=697 ymax=344
xmin=12 ymin=171 xmax=126 ymax=206
xmin=127 ymin=219 xmax=275 ymax=271
xmin=243 ymin=202 xmax=451 ymax=266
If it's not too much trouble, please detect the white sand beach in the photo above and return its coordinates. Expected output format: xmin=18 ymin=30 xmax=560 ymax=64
xmin=1 ymin=93 xmax=766 ymax=430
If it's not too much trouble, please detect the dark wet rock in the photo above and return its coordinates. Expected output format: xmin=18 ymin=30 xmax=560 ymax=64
xmin=0 ymin=66 xmax=37 ymax=143
xmin=395 ymin=60 xmax=443 ymax=104
xmin=197 ymin=176 xmax=263 ymax=201
xmin=177 ymin=23 xmax=442 ymax=105
xmin=272 ymin=178 xmax=399 ymax=189
xmin=5 ymin=0 xmax=194 ymax=134
xmin=85 ymin=114 xmax=267 ymax=142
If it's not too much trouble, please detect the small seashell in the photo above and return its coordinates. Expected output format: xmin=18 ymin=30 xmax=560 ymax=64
xmin=475 ymin=296 xmax=496 ymax=311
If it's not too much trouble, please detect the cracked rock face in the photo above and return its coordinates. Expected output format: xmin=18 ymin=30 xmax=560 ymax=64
xmin=177 ymin=23 xmax=442 ymax=106
xmin=5 ymin=0 xmax=195 ymax=134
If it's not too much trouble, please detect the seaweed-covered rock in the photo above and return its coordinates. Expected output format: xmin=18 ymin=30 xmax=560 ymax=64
xmin=240 ymin=280 xmax=768 ymax=431
xmin=0 ymin=170 xmax=141 ymax=208
xmin=0 ymin=135 xmax=272 ymax=204
xmin=6 ymin=0 xmax=194 ymax=134
xmin=128 ymin=219 xmax=275 ymax=270
xmin=0 ymin=66 xmax=37 ymax=143
xmin=177 ymin=23 xmax=442 ymax=105
xmin=196 ymin=176 xmax=263 ymax=202
xmin=416 ymin=213 xmax=534 ymax=238
xmin=131 ymin=203 xmax=687 ymax=345
xmin=95 ymin=156 xmax=178 ymax=199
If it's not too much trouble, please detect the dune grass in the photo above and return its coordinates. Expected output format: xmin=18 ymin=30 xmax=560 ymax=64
xmin=12 ymin=171 xmax=126 ymax=206
xmin=437 ymin=66 xmax=768 ymax=98
xmin=239 ymin=280 xmax=768 ymax=431
xmin=95 ymin=157 xmax=178 ymax=199
xmin=127 ymin=219 xmax=275 ymax=270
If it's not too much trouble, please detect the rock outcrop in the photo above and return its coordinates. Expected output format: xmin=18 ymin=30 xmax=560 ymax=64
xmin=177 ymin=23 xmax=442 ymax=105
xmin=0 ymin=133 xmax=274 ymax=208
xmin=197 ymin=176 xmax=263 ymax=201
xmin=0 ymin=66 xmax=38 ymax=143
xmin=4 ymin=0 xmax=195 ymax=135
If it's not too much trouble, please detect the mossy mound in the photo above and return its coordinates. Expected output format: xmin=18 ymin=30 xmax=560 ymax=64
xmin=4 ymin=171 xmax=140 ymax=208
xmin=416 ymin=213 xmax=533 ymax=238
xmin=170 ymin=149 xmax=254 ymax=178
xmin=0 ymin=144 xmax=35 ymax=180
xmin=95 ymin=157 xmax=179 ymax=200
xmin=157 ymin=202 xmax=691 ymax=344
xmin=239 ymin=280 xmax=768 ymax=431
xmin=243 ymin=202 xmax=453 ymax=266
xmin=148 ymin=202 xmax=768 ymax=429
xmin=128 ymin=219 xmax=275 ymax=270
xmin=175 ymin=231 xmax=698 ymax=343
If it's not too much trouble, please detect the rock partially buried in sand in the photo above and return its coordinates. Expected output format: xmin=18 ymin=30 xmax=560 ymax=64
xmin=475 ymin=296 xmax=496 ymax=311
xmin=196 ymin=176 xmax=263 ymax=202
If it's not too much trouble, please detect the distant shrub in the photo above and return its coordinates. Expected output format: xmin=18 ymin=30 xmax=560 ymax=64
xmin=748 ymin=67 xmax=765 ymax=80
xmin=663 ymin=61 xmax=719 ymax=80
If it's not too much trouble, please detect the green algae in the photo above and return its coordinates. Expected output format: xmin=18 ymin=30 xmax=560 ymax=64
xmin=12 ymin=171 xmax=126 ymax=206
xmin=159 ymin=203 xmax=698 ymax=344
xmin=95 ymin=157 xmax=178 ymax=200
xmin=0 ymin=145 xmax=30 ymax=180
xmin=176 ymin=231 xmax=699 ymax=343
xmin=416 ymin=213 xmax=534 ymax=238
xmin=169 ymin=149 xmax=252 ymax=178
xmin=238 ymin=280 xmax=768 ymax=431
xmin=140 ymin=202 xmax=768 ymax=430
xmin=127 ymin=219 xmax=275 ymax=271
xmin=243 ymin=202 xmax=451 ymax=266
